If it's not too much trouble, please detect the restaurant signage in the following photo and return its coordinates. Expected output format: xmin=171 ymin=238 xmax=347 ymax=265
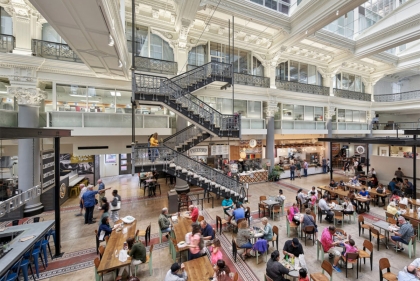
xmin=189 ymin=146 xmax=208 ymax=156
xmin=41 ymin=150 xmax=55 ymax=193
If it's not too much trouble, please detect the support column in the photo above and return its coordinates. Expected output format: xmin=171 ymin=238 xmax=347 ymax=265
xmin=326 ymin=106 xmax=335 ymax=176
xmin=265 ymin=98 xmax=278 ymax=170
xmin=175 ymin=115 xmax=190 ymax=194
xmin=8 ymin=67 xmax=46 ymax=216
xmin=413 ymin=136 xmax=417 ymax=200
xmin=264 ymin=63 xmax=277 ymax=89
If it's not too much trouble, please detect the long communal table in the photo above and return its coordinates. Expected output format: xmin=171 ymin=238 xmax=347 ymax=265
xmin=183 ymin=256 xmax=214 ymax=281
xmin=172 ymin=216 xmax=193 ymax=252
xmin=97 ymin=220 xmax=137 ymax=273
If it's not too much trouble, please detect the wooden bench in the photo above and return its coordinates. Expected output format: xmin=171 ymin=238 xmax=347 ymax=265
xmin=68 ymin=175 xmax=87 ymax=197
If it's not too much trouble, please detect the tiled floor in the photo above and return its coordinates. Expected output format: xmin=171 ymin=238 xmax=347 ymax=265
xmin=24 ymin=172 xmax=416 ymax=280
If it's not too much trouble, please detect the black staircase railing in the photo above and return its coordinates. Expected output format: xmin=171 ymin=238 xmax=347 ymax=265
xmin=374 ymin=90 xmax=420 ymax=102
xmin=31 ymin=39 xmax=83 ymax=63
xmin=0 ymin=34 xmax=15 ymax=53
xmin=163 ymin=124 xmax=209 ymax=152
xmin=133 ymin=144 xmax=245 ymax=198
xmin=134 ymin=56 xmax=178 ymax=75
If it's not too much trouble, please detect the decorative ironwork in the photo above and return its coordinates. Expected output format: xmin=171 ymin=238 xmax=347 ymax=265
xmin=275 ymin=80 xmax=329 ymax=96
xmin=333 ymin=88 xmax=371 ymax=101
xmin=235 ymin=73 xmax=270 ymax=88
xmin=31 ymin=39 xmax=83 ymax=63
xmin=132 ymin=145 xmax=244 ymax=196
xmin=374 ymin=90 xmax=420 ymax=102
xmin=0 ymin=34 xmax=15 ymax=53
xmin=134 ymin=56 xmax=178 ymax=75
xmin=134 ymin=62 xmax=240 ymax=134
xmin=163 ymin=124 xmax=204 ymax=151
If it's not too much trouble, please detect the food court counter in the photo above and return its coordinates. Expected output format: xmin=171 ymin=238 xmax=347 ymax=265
xmin=238 ymin=170 xmax=268 ymax=183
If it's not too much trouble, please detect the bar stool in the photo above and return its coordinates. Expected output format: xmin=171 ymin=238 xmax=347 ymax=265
xmin=41 ymin=232 xmax=52 ymax=266
xmin=5 ymin=256 xmax=23 ymax=281
xmin=0 ymin=271 xmax=9 ymax=281
xmin=25 ymin=241 xmax=45 ymax=278
xmin=20 ymin=248 xmax=37 ymax=281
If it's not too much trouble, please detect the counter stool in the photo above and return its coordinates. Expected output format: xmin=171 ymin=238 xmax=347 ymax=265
xmin=5 ymin=257 xmax=22 ymax=281
xmin=0 ymin=271 xmax=9 ymax=281
xmin=25 ymin=241 xmax=45 ymax=278
xmin=41 ymin=233 xmax=52 ymax=266
xmin=20 ymin=250 xmax=36 ymax=281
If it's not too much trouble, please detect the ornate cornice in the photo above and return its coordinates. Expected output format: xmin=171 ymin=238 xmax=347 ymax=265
xmin=7 ymin=86 xmax=45 ymax=105
xmin=264 ymin=97 xmax=278 ymax=118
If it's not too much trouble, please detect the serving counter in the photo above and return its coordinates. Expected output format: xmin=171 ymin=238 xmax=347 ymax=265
xmin=238 ymin=170 xmax=268 ymax=183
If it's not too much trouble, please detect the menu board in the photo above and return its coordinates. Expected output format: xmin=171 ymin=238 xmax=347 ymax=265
xmin=211 ymin=145 xmax=229 ymax=156
xmin=41 ymin=150 xmax=55 ymax=193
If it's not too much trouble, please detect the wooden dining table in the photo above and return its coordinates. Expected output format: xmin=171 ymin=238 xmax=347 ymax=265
xmin=172 ymin=215 xmax=193 ymax=252
xmin=97 ymin=220 xmax=137 ymax=273
xmin=183 ymin=256 xmax=214 ymax=281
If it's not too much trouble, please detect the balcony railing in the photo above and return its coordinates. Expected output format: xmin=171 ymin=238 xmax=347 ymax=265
xmin=32 ymin=39 xmax=83 ymax=63
xmin=374 ymin=90 xmax=420 ymax=102
xmin=373 ymin=122 xmax=420 ymax=130
xmin=48 ymin=111 xmax=175 ymax=128
xmin=234 ymin=73 xmax=270 ymax=88
xmin=332 ymin=122 xmax=369 ymax=130
xmin=275 ymin=80 xmax=329 ymax=96
xmin=274 ymin=120 xmax=326 ymax=130
xmin=134 ymin=56 xmax=178 ymax=75
xmin=333 ymin=88 xmax=371 ymax=101
xmin=0 ymin=34 xmax=15 ymax=53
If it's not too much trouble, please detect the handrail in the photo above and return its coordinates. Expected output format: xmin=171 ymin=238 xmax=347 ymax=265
xmin=333 ymin=88 xmax=371 ymax=101
xmin=163 ymin=124 xmax=205 ymax=150
xmin=31 ymin=39 xmax=82 ymax=63
xmin=235 ymin=72 xmax=270 ymax=88
xmin=133 ymin=144 xmax=243 ymax=193
xmin=276 ymin=79 xmax=329 ymax=96
xmin=374 ymin=90 xmax=420 ymax=102
xmin=135 ymin=55 xmax=176 ymax=64
xmin=134 ymin=56 xmax=178 ymax=75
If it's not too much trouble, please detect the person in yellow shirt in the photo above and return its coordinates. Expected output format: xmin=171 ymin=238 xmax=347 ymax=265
xmin=387 ymin=201 xmax=398 ymax=216
xmin=150 ymin=133 xmax=159 ymax=162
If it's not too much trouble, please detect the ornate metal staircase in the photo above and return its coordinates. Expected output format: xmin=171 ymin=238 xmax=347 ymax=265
xmin=163 ymin=124 xmax=211 ymax=153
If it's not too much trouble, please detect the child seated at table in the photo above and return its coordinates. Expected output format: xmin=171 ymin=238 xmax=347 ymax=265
xmin=209 ymin=239 xmax=223 ymax=265
xmin=342 ymin=239 xmax=358 ymax=262
xmin=299 ymin=268 xmax=309 ymax=281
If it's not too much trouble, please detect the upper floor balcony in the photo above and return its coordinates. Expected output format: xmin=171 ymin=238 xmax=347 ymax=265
xmin=333 ymin=88 xmax=372 ymax=102
xmin=275 ymin=79 xmax=330 ymax=96
xmin=31 ymin=39 xmax=83 ymax=63
xmin=134 ymin=56 xmax=178 ymax=76
xmin=374 ymin=90 xmax=420 ymax=102
xmin=0 ymin=34 xmax=15 ymax=53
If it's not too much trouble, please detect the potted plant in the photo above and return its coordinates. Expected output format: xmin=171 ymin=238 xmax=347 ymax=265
xmin=268 ymin=165 xmax=283 ymax=182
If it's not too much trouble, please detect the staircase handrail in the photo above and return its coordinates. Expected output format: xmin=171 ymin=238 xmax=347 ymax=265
xmin=163 ymin=124 xmax=204 ymax=150
xmin=133 ymin=144 xmax=244 ymax=193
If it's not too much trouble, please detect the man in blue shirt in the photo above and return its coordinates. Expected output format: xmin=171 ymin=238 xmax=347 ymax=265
xmin=232 ymin=203 xmax=245 ymax=223
xmin=358 ymin=187 xmax=370 ymax=212
xmin=82 ymin=185 xmax=109 ymax=224
xmin=391 ymin=216 xmax=414 ymax=251
xmin=200 ymin=220 xmax=215 ymax=244
xmin=404 ymin=178 xmax=414 ymax=197
xmin=389 ymin=178 xmax=397 ymax=192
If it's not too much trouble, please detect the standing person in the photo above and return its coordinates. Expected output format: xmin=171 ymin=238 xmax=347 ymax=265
xmin=343 ymin=160 xmax=350 ymax=176
xmin=372 ymin=114 xmax=379 ymax=130
xmin=320 ymin=226 xmax=343 ymax=272
xmin=82 ymin=185 xmax=109 ymax=224
xmin=188 ymin=224 xmax=203 ymax=260
xmin=322 ymin=157 xmax=327 ymax=173
xmin=110 ymin=189 xmax=121 ymax=222
xmin=353 ymin=159 xmax=358 ymax=175
xmin=266 ymin=250 xmax=289 ymax=281
xmin=75 ymin=183 xmax=87 ymax=217
xmin=99 ymin=197 xmax=110 ymax=225
xmin=97 ymin=179 xmax=105 ymax=208
xmin=395 ymin=167 xmax=404 ymax=183
xmin=296 ymin=160 xmax=302 ymax=179
xmin=150 ymin=132 xmax=159 ymax=162
xmin=303 ymin=160 xmax=308 ymax=177
xmin=290 ymin=162 xmax=296 ymax=181
xmin=147 ymin=133 xmax=153 ymax=161
xmin=327 ymin=159 xmax=330 ymax=173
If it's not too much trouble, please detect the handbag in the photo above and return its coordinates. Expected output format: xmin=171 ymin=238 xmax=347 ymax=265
xmin=110 ymin=201 xmax=121 ymax=211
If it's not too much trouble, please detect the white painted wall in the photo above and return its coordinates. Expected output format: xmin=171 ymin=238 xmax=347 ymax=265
xmin=370 ymin=155 xmax=420 ymax=187
xmin=374 ymin=80 xmax=393 ymax=95
xmin=100 ymin=154 xmax=119 ymax=177
xmin=401 ymin=75 xmax=420 ymax=92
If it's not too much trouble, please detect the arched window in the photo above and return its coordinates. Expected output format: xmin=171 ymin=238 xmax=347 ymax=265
xmin=188 ymin=45 xmax=208 ymax=67
xmin=150 ymin=34 xmax=174 ymax=61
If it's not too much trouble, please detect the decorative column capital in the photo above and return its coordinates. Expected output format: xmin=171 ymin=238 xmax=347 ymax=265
xmin=7 ymin=87 xmax=45 ymax=105
xmin=265 ymin=98 xmax=278 ymax=118
xmin=326 ymin=106 xmax=336 ymax=119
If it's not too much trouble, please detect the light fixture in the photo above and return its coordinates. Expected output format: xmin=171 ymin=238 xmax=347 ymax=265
xmin=118 ymin=60 xmax=123 ymax=68
xmin=110 ymin=91 xmax=121 ymax=96
xmin=108 ymin=34 xmax=114 ymax=46
xmin=80 ymin=99 xmax=101 ymax=103
xmin=0 ymin=91 xmax=8 ymax=94
xmin=336 ymin=10 xmax=339 ymax=15
xmin=70 ymin=94 xmax=88 ymax=97
xmin=305 ymin=30 xmax=308 ymax=35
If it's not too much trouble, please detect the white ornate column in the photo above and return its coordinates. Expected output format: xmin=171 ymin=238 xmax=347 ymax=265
xmin=325 ymin=105 xmax=336 ymax=160
xmin=265 ymin=98 xmax=278 ymax=170
xmin=8 ymin=67 xmax=46 ymax=216
xmin=263 ymin=61 xmax=277 ymax=89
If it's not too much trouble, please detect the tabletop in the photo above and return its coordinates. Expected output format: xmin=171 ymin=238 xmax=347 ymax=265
xmin=263 ymin=200 xmax=279 ymax=206
xmin=409 ymin=199 xmax=420 ymax=207
xmin=373 ymin=220 xmax=391 ymax=230
xmin=173 ymin=216 xmax=193 ymax=243
xmin=97 ymin=220 xmax=137 ymax=273
xmin=183 ymin=256 xmax=214 ymax=281
xmin=317 ymin=186 xmax=348 ymax=197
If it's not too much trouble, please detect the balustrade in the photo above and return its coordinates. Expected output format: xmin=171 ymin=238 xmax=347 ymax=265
xmin=32 ymin=39 xmax=82 ymax=63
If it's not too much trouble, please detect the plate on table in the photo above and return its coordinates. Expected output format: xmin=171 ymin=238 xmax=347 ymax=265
xmin=121 ymin=216 xmax=136 ymax=224
xmin=177 ymin=241 xmax=187 ymax=248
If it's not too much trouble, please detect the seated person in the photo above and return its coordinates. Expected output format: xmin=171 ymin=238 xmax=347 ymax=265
xmin=277 ymin=189 xmax=286 ymax=205
xmin=229 ymin=203 xmax=245 ymax=224
xmin=288 ymin=203 xmax=300 ymax=225
xmin=200 ymin=220 xmax=215 ymax=244
xmin=213 ymin=260 xmax=231 ymax=281
xmin=98 ymin=216 xmax=113 ymax=240
xmin=390 ymin=190 xmax=400 ymax=204
xmin=389 ymin=178 xmax=397 ymax=192
xmin=398 ymin=258 xmax=420 ymax=280
xmin=221 ymin=196 xmax=234 ymax=216
xmin=320 ymin=226 xmax=343 ymax=272
xmin=367 ymin=174 xmax=378 ymax=187
xmin=347 ymin=190 xmax=358 ymax=211
xmin=338 ymin=180 xmax=346 ymax=187
xmin=387 ymin=201 xmax=399 ymax=216
xmin=260 ymin=217 xmax=273 ymax=241
xmin=319 ymin=195 xmax=333 ymax=223
xmin=159 ymin=207 xmax=173 ymax=238
xmin=329 ymin=180 xmax=337 ymax=188
xmin=342 ymin=197 xmax=354 ymax=215
xmin=266 ymin=250 xmax=289 ymax=281
xmin=399 ymin=194 xmax=408 ymax=206
xmin=350 ymin=176 xmax=359 ymax=185
xmin=375 ymin=184 xmax=386 ymax=205
xmin=309 ymin=191 xmax=317 ymax=208
xmin=300 ymin=208 xmax=318 ymax=240
xmin=404 ymin=178 xmax=414 ymax=197
xmin=283 ymin=238 xmax=304 ymax=258
xmin=390 ymin=216 xmax=414 ymax=251
xmin=341 ymin=238 xmax=358 ymax=263
xmin=358 ymin=187 xmax=370 ymax=212
xmin=237 ymin=220 xmax=253 ymax=260
xmin=165 ymin=263 xmax=188 ymax=281
xmin=297 ymin=189 xmax=308 ymax=207
xmin=307 ymin=186 xmax=316 ymax=196
xmin=184 ymin=205 xmax=199 ymax=222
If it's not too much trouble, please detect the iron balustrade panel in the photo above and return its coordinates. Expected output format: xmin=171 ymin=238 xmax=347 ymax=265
xmin=275 ymin=80 xmax=329 ymax=96
xmin=134 ymin=72 xmax=241 ymax=132
xmin=168 ymin=62 xmax=233 ymax=90
xmin=134 ymin=56 xmax=178 ymax=75
xmin=374 ymin=90 xmax=420 ymax=102
xmin=31 ymin=39 xmax=82 ymax=63
xmin=163 ymin=124 xmax=204 ymax=150
xmin=0 ymin=34 xmax=15 ymax=53
xmin=133 ymin=145 xmax=244 ymax=194
xmin=333 ymin=88 xmax=371 ymax=101
xmin=234 ymin=73 xmax=270 ymax=88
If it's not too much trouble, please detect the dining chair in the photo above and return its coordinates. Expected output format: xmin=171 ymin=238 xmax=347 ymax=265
xmin=309 ymin=260 xmax=333 ymax=281
xmin=0 ymin=271 xmax=9 ymax=281
xmin=138 ymin=223 xmax=151 ymax=246
xmin=232 ymin=272 xmax=239 ymax=281
xmin=141 ymin=243 xmax=154 ymax=276
xmin=5 ymin=256 xmax=23 ymax=281
xmin=379 ymin=258 xmax=397 ymax=281
xmin=358 ymin=239 xmax=373 ymax=271
xmin=93 ymin=257 xmax=116 ymax=281
xmin=302 ymin=225 xmax=315 ymax=246
xmin=169 ymin=237 xmax=182 ymax=263
xmin=197 ymin=215 xmax=204 ymax=222
xmin=333 ymin=210 xmax=343 ymax=226
xmin=394 ymin=235 xmax=417 ymax=258
xmin=358 ymin=215 xmax=371 ymax=240
xmin=98 ymin=245 xmax=105 ymax=260
xmin=370 ymin=227 xmax=386 ymax=251
xmin=342 ymin=252 xmax=360 ymax=279
xmin=258 ymin=203 xmax=269 ymax=218
xmin=12 ymin=220 xmax=20 ymax=226
xmin=264 ymin=274 xmax=274 ymax=281
xmin=271 ymin=225 xmax=279 ymax=250
xmin=271 ymin=205 xmax=281 ymax=221
xmin=20 ymin=248 xmax=36 ymax=281
xmin=259 ymin=196 xmax=267 ymax=202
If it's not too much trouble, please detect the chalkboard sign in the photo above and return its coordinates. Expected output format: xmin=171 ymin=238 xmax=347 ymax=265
xmin=41 ymin=150 xmax=55 ymax=193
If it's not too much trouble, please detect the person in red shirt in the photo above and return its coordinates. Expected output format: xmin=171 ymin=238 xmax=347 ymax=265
xmin=185 ymin=205 xmax=199 ymax=222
